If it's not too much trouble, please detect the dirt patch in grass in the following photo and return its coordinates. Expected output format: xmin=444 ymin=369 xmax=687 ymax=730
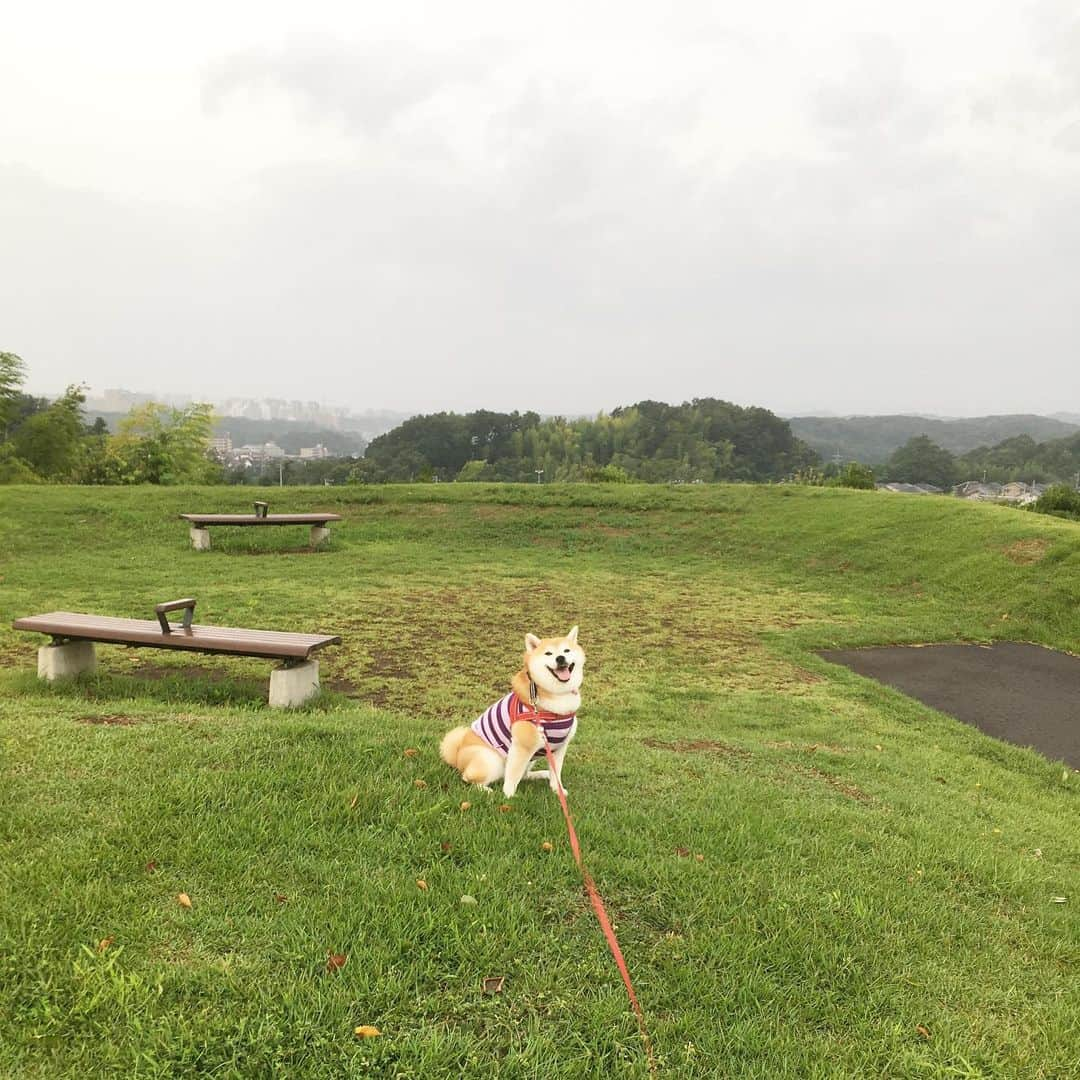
xmin=787 ymin=763 xmax=872 ymax=803
xmin=325 ymin=677 xmax=361 ymax=697
xmin=642 ymin=737 xmax=751 ymax=760
xmin=767 ymin=740 xmax=853 ymax=754
xmin=360 ymin=650 xmax=417 ymax=681
xmin=473 ymin=504 xmax=518 ymax=520
xmin=224 ymin=547 xmax=327 ymax=556
xmin=131 ymin=662 xmax=261 ymax=686
xmin=886 ymin=578 xmax=925 ymax=597
xmin=1003 ymin=538 xmax=1051 ymax=564
xmin=330 ymin=578 xmax=825 ymax=709
xmin=77 ymin=714 xmax=140 ymax=726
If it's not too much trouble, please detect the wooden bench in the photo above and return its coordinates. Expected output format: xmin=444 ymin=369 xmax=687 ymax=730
xmin=12 ymin=598 xmax=342 ymax=707
xmin=180 ymin=501 xmax=343 ymax=550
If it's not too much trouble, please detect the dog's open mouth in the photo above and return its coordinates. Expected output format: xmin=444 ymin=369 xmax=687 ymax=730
xmin=548 ymin=662 xmax=575 ymax=683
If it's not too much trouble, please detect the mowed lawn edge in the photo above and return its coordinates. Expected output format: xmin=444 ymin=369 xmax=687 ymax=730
xmin=0 ymin=483 xmax=1077 ymax=1079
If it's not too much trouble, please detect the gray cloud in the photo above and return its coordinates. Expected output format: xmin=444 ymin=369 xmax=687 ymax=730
xmin=202 ymin=37 xmax=502 ymax=137
xmin=4 ymin=6 xmax=1079 ymax=416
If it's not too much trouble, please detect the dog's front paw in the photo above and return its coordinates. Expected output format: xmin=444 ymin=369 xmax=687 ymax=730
xmin=501 ymin=783 xmax=517 ymax=798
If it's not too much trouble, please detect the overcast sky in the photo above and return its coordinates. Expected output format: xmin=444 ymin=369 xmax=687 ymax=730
xmin=3 ymin=1 xmax=1079 ymax=417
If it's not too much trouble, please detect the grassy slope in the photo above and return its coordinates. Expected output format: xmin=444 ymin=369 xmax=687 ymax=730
xmin=0 ymin=484 xmax=1077 ymax=1079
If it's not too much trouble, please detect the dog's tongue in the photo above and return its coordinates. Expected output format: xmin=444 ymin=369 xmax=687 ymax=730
xmin=554 ymin=667 xmax=572 ymax=682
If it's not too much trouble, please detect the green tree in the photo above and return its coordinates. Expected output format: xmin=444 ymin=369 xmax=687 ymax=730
xmin=829 ymin=462 xmax=875 ymax=489
xmin=456 ymin=460 xmax=496 ymax=482
xmin=885 ymin=436 xmax=958 ymax=489
xmin=96 ymin=402 xmax=221 ymax=484
xmin=0 ymin=351 xmax=27 ymax=439
xmin=1030 ymin=484 xmax=1080 ymax=521
xmin=14 ymin=384 xmax=87 ymax=480
xmin=0 ymin=442 xmax=39 ymax=484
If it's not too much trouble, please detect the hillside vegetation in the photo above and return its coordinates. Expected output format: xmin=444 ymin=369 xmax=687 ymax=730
xmin=790 ymin=414 xmax=1079 ymax=465
xmin=0 ymin=484 xmax=1077 ymax=1078
xmin=359 ymin=399 xmax=817 ymax=483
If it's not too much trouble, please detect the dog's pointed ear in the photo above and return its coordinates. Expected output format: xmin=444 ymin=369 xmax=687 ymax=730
xmin=566 ymin=626 xmax=579 ymax=645
xmin=525 ymin=633 xmax=541 ymax=651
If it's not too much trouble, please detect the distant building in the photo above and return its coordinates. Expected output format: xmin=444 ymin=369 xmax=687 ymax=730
xmin=235 ymin=441 xmax=285 ymax=462
xmin=953 ymin=480 xmax=1047 ymax=504
xmin=876 ymin=483 xmax=943 ymax=495
xmin=207 ymin=433 xmax=232 ymax=456
xmin=954 ymin=480 xmax=1002 ymax=500
xmin=300 ymin=444 xmax=332 ymax=460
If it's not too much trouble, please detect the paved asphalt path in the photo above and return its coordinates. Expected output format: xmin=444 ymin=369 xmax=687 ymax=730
xmin=820 ymin=642 xmax=1079 ymax=769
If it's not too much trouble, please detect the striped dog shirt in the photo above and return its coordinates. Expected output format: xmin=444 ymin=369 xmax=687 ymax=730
xmin=471 ymin=692 xmax=577 ymax=758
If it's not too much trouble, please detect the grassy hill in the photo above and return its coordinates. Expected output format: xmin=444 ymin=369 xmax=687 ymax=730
xmin=0 ymin=484 xmax=1077 ymax=1077
xmin=789 ymin=414 xmax=1080 ymax=464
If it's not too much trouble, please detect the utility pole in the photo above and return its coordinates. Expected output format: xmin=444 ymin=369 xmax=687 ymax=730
xmin=279 ymin=462 xmax=283 ymax=487
xmin=534 ymin=468 xmax=544 ymax=484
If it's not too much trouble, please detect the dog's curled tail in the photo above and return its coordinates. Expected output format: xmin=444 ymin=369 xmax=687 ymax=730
xmin=439 ymin=726 xmax=470 ymax=768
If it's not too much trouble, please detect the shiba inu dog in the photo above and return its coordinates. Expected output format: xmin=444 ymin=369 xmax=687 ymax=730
xmin=440 ymin=627 xmax=584 ymax=798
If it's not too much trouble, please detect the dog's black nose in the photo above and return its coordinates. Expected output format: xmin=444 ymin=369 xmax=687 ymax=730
xmin=555 ymin=655 xmax=568 ymax=667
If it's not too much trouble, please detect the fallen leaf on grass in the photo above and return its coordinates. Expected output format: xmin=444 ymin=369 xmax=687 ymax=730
xmin=403 ymin=748 xmax=419 ymax=758
xmin=177 ymin=893 xmax=192 ymax=910
xmin=541 ymin=841 xmax=553 ymax=852
xmin=97 ymin=937 xmax=114 ymax=953
xmin=416 ymin=879 xmax=428 ymax=891
xmin=441 ymin=841 xmax=452 ymax=853
xmin=144 ymin=861 xmax=158 ymax=873
xmin=674 ymin=846 xmax=691 ymax=858
xmin=354 ymin=1026 xmax=381 ymax=1038
xmin=695 ymin=854 xmax=705 ymax=863
xmin=326 ymin=953 xmax=347 ymax=972
xmin=413 ymin=779 xmax=427 ymax=790
xmin=498 ymin=804 xmax=512 ymax=813
xmin=274 ymin=893 xmax=288 ymax=905
xmin=482 ymin=975 xmax=506 ymax=995
xmin=916 ymin=1025 xmax=931 ymax=1040
xmin=459 ymin=801 xmax=471 ymax=812
xmin=1032 ymin=849 xmax=1043 ymax=859
xmin=460 ymin=894 xmax=477 ymax=905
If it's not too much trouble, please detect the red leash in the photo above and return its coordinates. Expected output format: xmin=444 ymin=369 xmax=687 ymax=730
xmin=543 ymin=736 xmax=658 ymax=1075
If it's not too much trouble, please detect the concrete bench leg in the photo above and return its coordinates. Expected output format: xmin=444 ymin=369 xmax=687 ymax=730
xmin=190 ymin=527 xmax=211 ymax=551
xmin=309 ymin=525 xmax=330 ymax=547
xmin=38 ymin=641 xmax=97 ymax=680
xmin=269 ymin=659 xmax=320 ymax=707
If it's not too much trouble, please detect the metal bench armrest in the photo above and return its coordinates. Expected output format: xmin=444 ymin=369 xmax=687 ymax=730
xmin=155 ymin=598 xmax=196 ymax=633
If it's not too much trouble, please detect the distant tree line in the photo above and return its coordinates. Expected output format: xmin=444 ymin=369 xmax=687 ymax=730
xmin=354 ymin=399 xmax=819 ymax=483
xmin=789 ymin=413 xmax=1078 ymax=464
xmin=22 ymin=343 xmax=1075 ymax=491
xmin=873 ymin=432 xmax=1080 ymax=489
xmin=0 ymin=352 xmax=220 ymax=485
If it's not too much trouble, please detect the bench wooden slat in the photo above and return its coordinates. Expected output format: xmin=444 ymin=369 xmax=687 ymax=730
xmin=180 ymin=513 xmax=343 ymax=526
xmin=12 ymin=612 xmax=341 ymax=661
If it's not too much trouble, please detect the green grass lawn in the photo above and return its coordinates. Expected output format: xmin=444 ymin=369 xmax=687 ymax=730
xmin=0 ymin=483 xmax=1077 ymax=1078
